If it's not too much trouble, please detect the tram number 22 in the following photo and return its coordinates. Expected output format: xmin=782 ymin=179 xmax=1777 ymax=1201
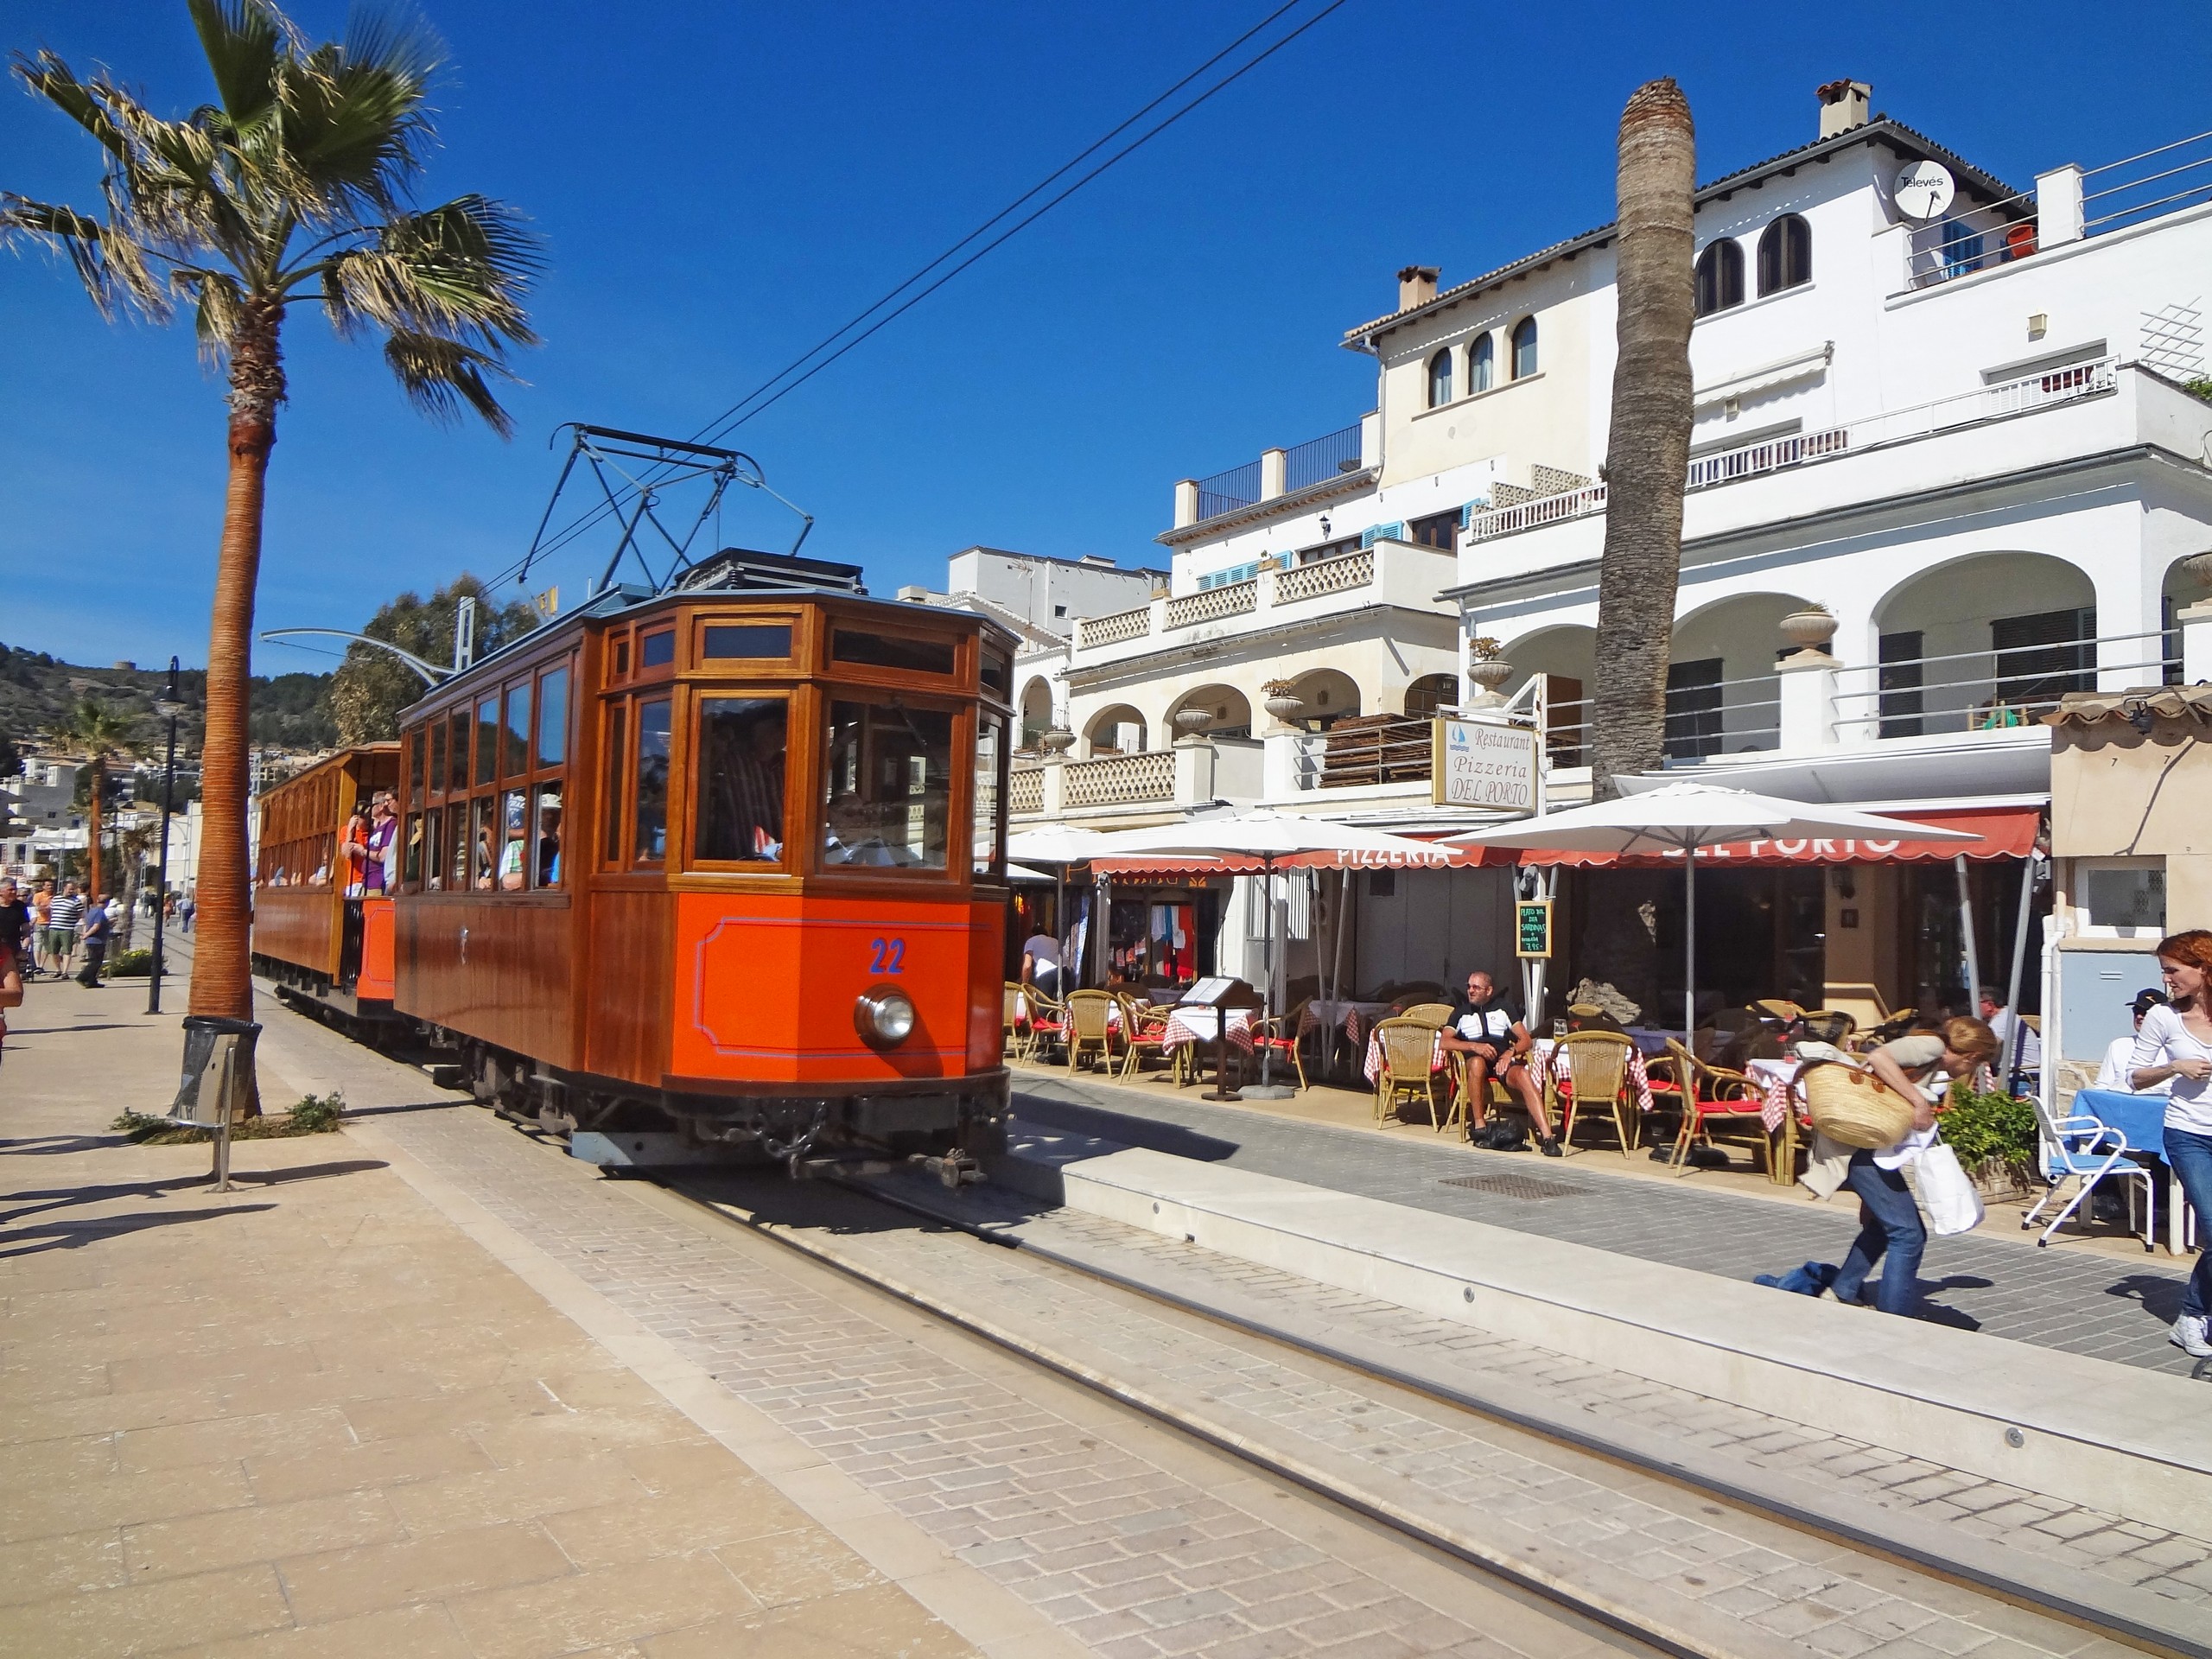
xmin=868 ymin=937 xmax=906 ymax=975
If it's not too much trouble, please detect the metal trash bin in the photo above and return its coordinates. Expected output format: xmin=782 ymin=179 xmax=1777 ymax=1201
xmin=173 ymin=1016 xmax=259 ymax=1191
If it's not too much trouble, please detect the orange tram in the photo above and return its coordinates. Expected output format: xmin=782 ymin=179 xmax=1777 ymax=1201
xmin=253 ymin=551 xmax=1016 ymax=1172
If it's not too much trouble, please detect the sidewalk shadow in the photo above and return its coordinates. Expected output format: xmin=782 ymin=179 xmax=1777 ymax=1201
xmin=0 ymin=1205 xmax=277 ymax=1259
xmin=338 ymin=1101 xmax=464 ymax=1119
xmin=2106 ymin=1273 xmax=2187 ymax=1323
xmin=228 ymin=1159 xmax=386 ymax=1186
xmin=3 ymin=1160 xmax=384 ymax=1224
xmin=2 ymin=1024 xmax=142 ymax=1038
xmin=1010 ymin=1094 xmax=1238 ymax=1164
xmin=0 ymin=1135 xmax=139 ymax=1157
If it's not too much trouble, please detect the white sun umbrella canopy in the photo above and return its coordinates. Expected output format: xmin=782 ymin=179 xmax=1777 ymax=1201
xmin=1446 ymin=782 xmax=1980 ymax=1039
xmin=1089 ymin=808 xmax=1455 ymax=1089
xmin=1442 ymin=787 xmax=1981 ymax=1039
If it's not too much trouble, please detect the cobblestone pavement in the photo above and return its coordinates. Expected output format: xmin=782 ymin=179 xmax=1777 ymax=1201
xmin=1007 ymin=1071 xmax=2208 ymax=1377
xmin=875 ymin=1165 xmax=2212 ymax=1624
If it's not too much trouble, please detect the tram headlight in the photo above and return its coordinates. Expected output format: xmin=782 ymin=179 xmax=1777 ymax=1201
xmin=855 ymin=986 xmax=917 ymax=1048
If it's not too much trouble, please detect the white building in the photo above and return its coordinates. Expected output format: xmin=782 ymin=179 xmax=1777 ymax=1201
xmin=1017 ymin=84 xmax=2212 ymax=1020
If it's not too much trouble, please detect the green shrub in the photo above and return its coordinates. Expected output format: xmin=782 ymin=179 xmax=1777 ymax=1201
xmin=105 ymin=948 xmax=156 ymax=976
xmin=108 ymin=1092 xmax=345 ymax=1144
xmin=289 ymin=1091 xmax=345 ymax=1132
xmin=1943 ymin=1083 xmax=2039 ymax=1181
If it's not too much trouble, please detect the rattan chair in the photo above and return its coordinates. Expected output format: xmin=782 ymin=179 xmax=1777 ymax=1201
xmin=1065 ymin=989 xmax=1118 ymax=1074
xmin=1115 ymin=994 xmax=1177 ymax=1082
xmin=1400 ymin=1001 xmax=1455 ymax=1027
xmin=1022 ymin=986 xmax=1069 ymax=1061
xmin=1547 ymin=1030 xmax=1639 ymax=1157
xmin=1372 ymin=1017 xmax=1443 ymax=1126
xmin=1003 ymin=982 xmax=1030 ymax=1062
xmin=1657 ymin=1039 xmax=1770 ymax=1177
xmin=1246 ymin=998 xmax=1310 ymax=1092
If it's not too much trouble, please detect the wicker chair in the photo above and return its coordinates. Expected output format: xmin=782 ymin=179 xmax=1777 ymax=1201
xmin=1400 ymin=1001 xmax=1455 ymax=1028
xmin=1065 ymin=989 xmax=1118 ymax=1074
xmin=1547 ymin=1030 xmax=1639 ymax=1156
xmin=1023 ymin=986 xmax=1069 ymax=1062
xmin=1245 ymin=998 xmax=1310 ymax=1092
xmin=1372 ymin=1017 xmax=1443 ymax=1127
xmin=1115 ymin=994 xmax=1177 ymax=1082
xmin=1003 ymin=982 xmax=1030 ymax=1062
xmin=1656 ymin=1039 xmax=1770 ymax=1176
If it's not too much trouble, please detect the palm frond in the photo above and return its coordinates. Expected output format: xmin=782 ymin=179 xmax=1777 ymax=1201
xmin=10 ymin=51 xmax=134 ymax=165
xmin=314 ymin=194 xmax=541 ymax=349
xmin=186 ymin=0 xmax=286 ymax=126
xmin=382 ymin=329 xmax=522 ymax=436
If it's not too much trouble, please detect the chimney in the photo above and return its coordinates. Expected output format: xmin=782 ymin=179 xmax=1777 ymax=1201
xmin=1396 ymin=264 xmax=1440 ymax=312
xmin=1815 ymin=79 xmax=1871 ymax=139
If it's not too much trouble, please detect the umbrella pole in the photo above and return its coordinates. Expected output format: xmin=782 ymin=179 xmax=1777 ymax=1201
xmin=1955 ymin=854 xmax=1981 ymax=1015
xmin=1684 ymin=842 xmax=1698 ymax=1046
xmin=1260 ymin=858 xmax=1275 ymax=1086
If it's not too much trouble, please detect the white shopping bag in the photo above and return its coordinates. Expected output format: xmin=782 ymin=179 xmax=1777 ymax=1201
xmin=1913 ymin=1142 xmax=1986 ymax=1236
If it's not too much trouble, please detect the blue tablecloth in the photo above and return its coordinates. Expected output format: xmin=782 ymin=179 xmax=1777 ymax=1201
xmin=2072 ymin=1088 xmax=2171 ymax=1156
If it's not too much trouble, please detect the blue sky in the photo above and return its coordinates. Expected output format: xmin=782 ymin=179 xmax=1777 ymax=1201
xmin=3 ymin=1 xmax=2208 ymax=671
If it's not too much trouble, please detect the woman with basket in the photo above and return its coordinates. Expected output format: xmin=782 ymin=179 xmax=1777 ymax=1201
xmin=2128 ymin=930 xmax=2212 ymax=1359
xmin=1768 ymin=1017 xmax=1999 ymax=1316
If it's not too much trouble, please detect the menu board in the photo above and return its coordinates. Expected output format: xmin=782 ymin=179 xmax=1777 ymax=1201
xmin=1515 ymin=899 xmax=1553 ymax=960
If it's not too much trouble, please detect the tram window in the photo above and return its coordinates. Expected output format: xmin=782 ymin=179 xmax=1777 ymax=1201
xmin=602 ymin=702 xmax=627 ymax=865
xmin=427 ymin=718 xmax=445 ymax=796
xmin=446 ymin=710 xmax=468 ymax=792
xmin=499 ymin=789 xmax=529 ymax=889
xmin=981 ymin=650 xmax=1010 ymax=697
xmin=640 ymin=629 xmax=676 ymax=669
xmin=534 ymin=782 xmax=564 ymax=887
xmin=612 ymin=636 xmax=631 ymax=679
xmin=695 ymin=697 xmax=787 ymax=862
xmin=634 ymin=697 xmax=672 ymax=864
xmin=444 ymin=803 xmax=468 ymax=889
xmin=974 ymin=713 xmax=1007 ymax=875
xmin=471 ymin=797 xmax=497 ymax=889
xmin=408 ymin=728 xmax=425 ymax=795
xmin=504 ymin=683 xmax=531 ymax=778
xmin=474 ymin=696 xmax=499 ymax=786
xmin=702 ymin=624 xmax=791 ymax=661
xmin=821 ymin=701 xmax=952 ymax=870
xmin=404 ymin=812 xmax=425 ymax=891
xmin=831 ymin=629 xmax=957 ymax=677
xmin=537 ymin=667 xmax=569 ymax=768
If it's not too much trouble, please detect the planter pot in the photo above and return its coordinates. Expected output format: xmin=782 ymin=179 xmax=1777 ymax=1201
xmin=1173 ymin=708 xmax=1213 ymax=735
xmin=1466 ymin=658 xmax=1512 ymax=692
xmin=1967 ymin=1156 xmax=2033 ymax=1204
xmin=1039 ymin=728 xmax=1074 ymax=754
xmin=1263 ymin=695 xmax=1304 ymax=722
xmin=1779 ymin=606 xmax=1839 ymax=653
xmin=2183 ymin=550 xmax=2212 ymax=593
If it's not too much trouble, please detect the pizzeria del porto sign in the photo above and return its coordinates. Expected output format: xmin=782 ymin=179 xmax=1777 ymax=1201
xmin=1431 ymin=715 xmax=1540 ymax=816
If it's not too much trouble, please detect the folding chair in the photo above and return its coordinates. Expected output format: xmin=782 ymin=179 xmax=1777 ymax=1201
xmin=1548 ymin=1031 xmax=1639 ymax=1157
xmin=2024 ymin=1095 xmax=2158 ymax=1250
xmin=1372 ymin=1017 xmax=1442 ymax=1127
xmin=1065 ymin=990 xmax=1118 ymax=1075
xmin=1657 ymin=1039 xmax=1770 ymax=1177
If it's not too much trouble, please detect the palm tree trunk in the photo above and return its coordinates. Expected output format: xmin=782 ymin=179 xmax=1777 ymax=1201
xmin=86 ymin=757 xmax=105 ymax=903
xmin=188 ymin=301 xmax=283 ymax=1024
xmin=1592 ymin=79 xmax=1697 ymax=800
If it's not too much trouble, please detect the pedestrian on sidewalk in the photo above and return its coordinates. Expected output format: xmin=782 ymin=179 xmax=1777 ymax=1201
xmin=76 ymin=894 xmax=112 ymax=988
xmin=1758 ymin=1016 xmax=1998 ymax=1316
xmin=179 ymin=893 xmax=194 ymax=932
xmin=2129 ymin=931 xmax=2212 ymax=1360
xmin=0 ymin=882 xmax=23 ymax=1059
xmin=46 ymin=881 xmax=85 ymax=976
xmin=28 ymin=882 xmax=53 ymax=976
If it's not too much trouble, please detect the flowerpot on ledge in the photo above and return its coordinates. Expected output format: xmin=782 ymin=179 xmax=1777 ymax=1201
xmin=1779 ymin=605 xmax=1839 ymax=657
xmin=1263 ymin=694 xmax=1303 ymax=723
xmin=1173 ymin=708 xmax=1213 ymax=737
xmin=1039 ymin=728 xmax=1074 ymax=755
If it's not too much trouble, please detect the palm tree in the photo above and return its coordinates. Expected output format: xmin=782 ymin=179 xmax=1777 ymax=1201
xmin=58 ymin=698 xmax=141 ymax=906
xmin=3 ymin=1 xmax=539 ymax=1018
xmin=1591 ymin=78 xmax=1696 ymax=799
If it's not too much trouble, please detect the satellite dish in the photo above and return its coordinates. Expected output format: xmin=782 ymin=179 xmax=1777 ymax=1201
xmin=1893 ymin=161 xmax=1955 ymax=221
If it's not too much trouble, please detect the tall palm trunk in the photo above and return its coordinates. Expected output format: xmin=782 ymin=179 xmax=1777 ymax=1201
xmin=1592 ymin=79 xmax=1696 ymax=800
xmin=188 ymin=299 xmax=283 ymax=1024
xmin=86 ymin=756 xmax=105 ymax=902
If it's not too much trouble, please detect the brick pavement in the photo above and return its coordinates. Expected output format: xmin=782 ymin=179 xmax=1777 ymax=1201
xmin=1007 ymin=1071 xmax=2208 ymax=1376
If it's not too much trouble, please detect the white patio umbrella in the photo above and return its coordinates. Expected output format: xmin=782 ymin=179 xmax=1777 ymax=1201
xmin=1446 ymin=782 xmax=1979 ymax=1039
xmin=1089 ymin=807 xmax=1456 ymax=1093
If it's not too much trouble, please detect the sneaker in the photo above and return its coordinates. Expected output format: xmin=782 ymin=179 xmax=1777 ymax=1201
xmin=1538 ymin=1135 xmax=1563 ymax=1158
xmin=2171 ymin=1314 xmax=2212 ymax=1358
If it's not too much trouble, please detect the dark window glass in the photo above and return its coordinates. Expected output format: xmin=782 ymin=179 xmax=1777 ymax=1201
xmin=613 ymin=637 xmax=631 ymax=677
xmin=1409 ymin=510 xmax=1459 ymax=553
xmin=428 ymin=720 xmax=446 ymax=797
xmin=534 ymin=780 xmax=564 ymax=887
xmin=1878 ymin=630 xmax=1924 ymax=739
xmin=1511 ymin=317 xmax=1539 ymax=378
xmin=474 ymin=696 xmax=499 ymax=786
xmin=504 ymin=683 xmax=531 ymax=779
xmin=602 ymin=702 xmax=627 ymax=864
xmin=695 ymin=697 xmax=788 ymax=862
xmin=640 ymin=629 xmax=675 ymax=668
xmin=408 ymin=728 xmax=425 ymax=794
xmin=447 ymin=711 xmax=469 ymax=791
xmin=980 ymin=650 xmax=1010 ymax=697
xmin=404 ymin=812 xmax=424 ymax=889
xmin=1757 ymin=214 xmax=1812 ymax=296
xmin=1427 ymin=349 xmax=1452 ymax=408
xmin=1470 ymin=333 xmax=1494 ymax=393
xmin=1694 ymin=239 xmax=1744 ymax=315
xmin=1663 ymin=658 xmax=1725 ymax=760
xmin=831 ymin=628 xmax=957 ymax=676
xmin=469 ymin=797 xmax=494 ymax=888
xmin=633 ymin=698 xmax=671 ymax=863
xmin=537 ymin=667 xmax=569 ymax=768
xmin=702 ymin=624 xmax=792 ymax=660
xmin=444 ymin=802 xmax=467 ymax=888
xmin=822 ymin=701 xmax=952 ymax=870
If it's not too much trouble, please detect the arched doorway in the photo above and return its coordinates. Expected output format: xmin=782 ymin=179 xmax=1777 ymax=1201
xmin=1500 ymin=626 xmax=1597 ymax=766
xmin=1284 ymin=668 xmax=1361 ymax=731
xmin=1872 ymin=553 xmax=2095 ymax=735
xmin=1017 ymin=677 xmax=1055 ymax=750
xmin=1166 ymin=683 xmax=1254 ymax=740
xmin=1083 ymin=704 xmax=1149 ymax=757
xmin=1664 ymin=592 xmax=1813 ymax=760
xmin=1403 ymin=673 xmax=1459 ymax=717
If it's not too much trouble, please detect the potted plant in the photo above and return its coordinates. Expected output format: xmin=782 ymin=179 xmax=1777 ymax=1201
xmin=1940 ymin=1082 xmax=2039 ymax=1201
xmin=1467 ymin=637 xmax=1511 ymax=694
xmin=1778 ymin=604 xmax=1839 ymax=657
xmin=1262 ymin=680 xmax=1304 ymax=722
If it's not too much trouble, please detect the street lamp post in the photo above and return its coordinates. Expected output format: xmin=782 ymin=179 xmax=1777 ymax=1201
xmin=149 ymin=657 xmax=186 ymax=1016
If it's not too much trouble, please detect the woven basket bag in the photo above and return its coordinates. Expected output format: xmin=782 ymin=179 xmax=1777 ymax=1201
xmin=1801 ymin=1062 xmax=1916 ymax=1150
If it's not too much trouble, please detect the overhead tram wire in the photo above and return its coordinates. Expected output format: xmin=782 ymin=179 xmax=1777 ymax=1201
xmin=492 ymin=0 xmax=1351 ymax=588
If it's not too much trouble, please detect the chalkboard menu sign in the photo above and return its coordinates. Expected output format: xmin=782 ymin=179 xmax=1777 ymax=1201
xmin=1515 ymin=899 xmax=1553 ymax=960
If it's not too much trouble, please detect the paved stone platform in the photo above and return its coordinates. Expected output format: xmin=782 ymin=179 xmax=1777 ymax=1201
xmin=1007 ymin=1070 xmax=2207 ymax=1377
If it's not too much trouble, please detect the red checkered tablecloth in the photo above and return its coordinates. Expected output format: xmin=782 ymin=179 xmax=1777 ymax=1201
xmin=1160 ymin=1007 xmax=1255 ymax=1055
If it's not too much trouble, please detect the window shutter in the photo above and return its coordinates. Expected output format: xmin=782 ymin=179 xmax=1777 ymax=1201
xmin=1360 ymin=522 xmax=1405 ymax=549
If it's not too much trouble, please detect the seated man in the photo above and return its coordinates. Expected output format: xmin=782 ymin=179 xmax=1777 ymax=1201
xmin=1439 ymin=968 xmax=1560 ymax=1156
xmin=2095 ymin=988 xmax=2171 ymax=1092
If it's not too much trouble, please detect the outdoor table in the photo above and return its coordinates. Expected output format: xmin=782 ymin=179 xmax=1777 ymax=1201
xmin=2074 ymin=1088 xmax=2190 ymax=1255
xmin=1745 ymin=1056 xmax=1807 ymax=1185
xmin=1161 ymin=1006 xmax=1254 ymax=1055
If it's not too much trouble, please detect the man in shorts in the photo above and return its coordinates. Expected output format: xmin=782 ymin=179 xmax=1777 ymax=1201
xmin=46 ymin=880 xmax=85 ymax=976
xmin=1439 ymin=968 xmax=1561 ymax=1155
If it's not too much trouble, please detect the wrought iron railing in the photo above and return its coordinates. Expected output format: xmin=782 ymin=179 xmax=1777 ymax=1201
xmin=1283 ymin=423 xmax=1365 ymax=492
xmin=1195 ymin=459 xmax=1261 ymax=522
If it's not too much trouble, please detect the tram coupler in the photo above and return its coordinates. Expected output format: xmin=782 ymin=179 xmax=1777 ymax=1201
xmin=912 ymin=1150 xmax=985 ymax=1190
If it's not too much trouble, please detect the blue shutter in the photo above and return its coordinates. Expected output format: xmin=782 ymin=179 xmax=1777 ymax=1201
xmin=1360 ymin=522 xmax=1405 ymax=549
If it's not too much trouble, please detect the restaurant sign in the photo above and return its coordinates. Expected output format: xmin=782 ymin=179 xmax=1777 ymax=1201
xmin=1431 ymin=716 xmax=1540 ymax=815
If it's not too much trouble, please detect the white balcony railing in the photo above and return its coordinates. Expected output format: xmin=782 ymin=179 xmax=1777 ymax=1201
xmin=1009 ymin=765 xmax=1044 ymax=816
xmin=1273 ymin=548 xmax=1375 ymax=605
xmin=1166 ymin=580 xmax=1258 ymax=629
xmin=1466 ymin=358 xmax=2120 ymax=544
xmin=1061 ymin=750 xmax=1174 ymax=808
xmin=1831 ymin=626 xmax=2177 ymax=735
xmin=1076 ymin=605 xmax=1152 ymax=649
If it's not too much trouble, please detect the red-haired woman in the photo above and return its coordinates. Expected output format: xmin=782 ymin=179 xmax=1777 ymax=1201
xmin=2132 ymin=929 xmax=2212 ymax=1359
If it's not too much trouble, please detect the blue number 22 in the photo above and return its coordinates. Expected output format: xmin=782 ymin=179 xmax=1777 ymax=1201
xmin=869 ymin=937 xmax=906 ymax=975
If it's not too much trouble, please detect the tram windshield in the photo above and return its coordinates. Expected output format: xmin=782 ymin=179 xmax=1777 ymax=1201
xmin=822 ymin=701 xmax=952 ymax=869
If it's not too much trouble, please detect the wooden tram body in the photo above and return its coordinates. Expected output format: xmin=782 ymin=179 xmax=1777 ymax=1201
xmin=256 ymin=552 xmax=1016 ymax=1164
xmin=251 ymin=743 xmax=403 ymax=1017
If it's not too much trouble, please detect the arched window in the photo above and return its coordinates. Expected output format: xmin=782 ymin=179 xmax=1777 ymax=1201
xmin=1469 ymin=332 xmax=1494 ymax=393
xmin=1427 ymin=348 xmax=1453 ymax=407
xmin=1510 ymin=316 xmax=1538 ymax=379
xmin=1757 ymin=214 xmax=1811 ymax=296
xmin=1694 ymin=239 xmax=1744 ymax=315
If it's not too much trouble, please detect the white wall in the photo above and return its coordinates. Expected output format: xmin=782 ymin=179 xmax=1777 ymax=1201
xmin=1351 ymin=866 xmax=1516 ymax=993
